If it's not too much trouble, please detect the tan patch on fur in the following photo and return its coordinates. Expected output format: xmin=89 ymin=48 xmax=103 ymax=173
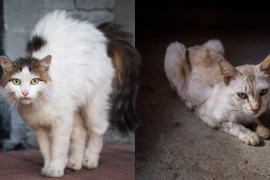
xmin=112 ymin=52 xmax=123 ymax=85
xmin=259 ymin=54 xmax=270 ymax=73
xmin=29 ymin=55 xmax=52 ymax=82
xmin=255 ymin=125 xmax=270 ymax=139
xmin=249 ymin=100 xmax=260 ymax=112
xmin=219 ymin=60 xmax=239 ymax=85
xmin=0 ymin=56 xmax=20 ymax=86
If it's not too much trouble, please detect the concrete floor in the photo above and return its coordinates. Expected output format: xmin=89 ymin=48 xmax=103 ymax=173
xmin=135 ymin=27 xmax=270 ymax=179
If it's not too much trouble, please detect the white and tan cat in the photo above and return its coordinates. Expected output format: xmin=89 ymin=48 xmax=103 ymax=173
xmin=165 ymin=39 xmax=270 ymax=145
xmin=0 ymin=11 xmax=141 ymax=177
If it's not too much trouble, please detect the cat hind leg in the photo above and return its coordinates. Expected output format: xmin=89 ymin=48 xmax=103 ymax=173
xmin=165 ymin=42 xmax=190 ymax=98
xmin=82 ymin=87 xmax=110 ymax=170
xmin=203 ymin=39 xmax=224 ymax=56
xmin=67 ymin=112 xmax=87 ymax=171
xmin=251 ymin=119 xmax=270 ymax=139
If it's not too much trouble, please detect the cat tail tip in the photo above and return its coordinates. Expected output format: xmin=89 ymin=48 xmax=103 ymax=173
xmin=98 ymin=22 xmax=141 ymax=135
xmin=203 ymin=39 xmax=224 ymax=56
xmin=165 ymin=42 xmax=190 ymax=93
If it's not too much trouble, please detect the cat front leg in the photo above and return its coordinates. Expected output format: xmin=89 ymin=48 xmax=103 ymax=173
xmin=34 ymin=127 xmax=51 ymax=176
xmin=220 ymin=122 xmax=260 ymax=145
xmin=252 ymin=119 xmax=270 ymax=139
xmin=43 ymin=116 xmax=73 ymax=177
xmin=197 ymin=108 xmax=221 ymax=129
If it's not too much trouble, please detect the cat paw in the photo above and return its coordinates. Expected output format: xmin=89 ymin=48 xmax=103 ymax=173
xmin=82 ymin=155 xmax=99 ymax=169
xmin=67 ymin=159 xmax=82 ymax=171
xmin=42 ymin=162 xmax=64 ymax=177
xmin=206 ymin=121 xmax=220 ymax=130
xmin=255 ymin=125 xmax=270 ymax=139
xmin=41 ymin=167 xmax=48 ymax=176
xmin=240 ymin=132 xmax=260 ymax=145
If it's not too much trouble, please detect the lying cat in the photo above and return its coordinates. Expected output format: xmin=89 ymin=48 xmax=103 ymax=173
xmin=0 ymin=10 xmax=141 ymax=177
xmin=165 ymin=39 xmax=270 ymax=146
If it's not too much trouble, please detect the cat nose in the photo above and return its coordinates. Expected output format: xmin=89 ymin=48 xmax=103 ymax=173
xmin=251 ymin=107 xmax=260 ymax=113
xmin=22 ymin=91 xmax=29 ymax=97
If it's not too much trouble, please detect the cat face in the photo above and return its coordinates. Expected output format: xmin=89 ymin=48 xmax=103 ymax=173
xmin=0 ymin=55 xmax=51 ymax=106
xmin=220 ymin=56 xmax=270 ymax=117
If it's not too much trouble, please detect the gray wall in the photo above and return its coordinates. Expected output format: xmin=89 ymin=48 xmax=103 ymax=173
xmin=114 ymin=0 xmax=135 ymax=39
xmin=2 ymin=0 xmax=135 ymax=150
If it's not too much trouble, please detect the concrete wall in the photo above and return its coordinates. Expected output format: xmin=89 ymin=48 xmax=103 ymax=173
xmin=2 ymin=0 xmax=135 ymax=149
xmin=114 ymin=0 xmax=135 ymax=39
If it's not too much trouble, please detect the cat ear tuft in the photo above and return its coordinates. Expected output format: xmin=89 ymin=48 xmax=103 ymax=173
xmin=0 ymin=56 xmax=17 ymax=74
xmin=259 ymin=54 xmax=270 ymax=73
xmin=36 ymin=55 xmax=51 ymax=71
xmin=219 ymin=59 xmax=240 ymax=85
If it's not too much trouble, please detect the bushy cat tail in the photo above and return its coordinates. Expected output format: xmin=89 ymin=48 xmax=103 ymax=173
xmin=98 ymin=23 xmax=141 ymax=134
xmin=164 ymin=42 xmax=190 ymax=95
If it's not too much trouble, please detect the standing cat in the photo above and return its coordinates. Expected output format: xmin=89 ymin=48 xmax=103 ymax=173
xmin=165 ymin=39 xmax=270 ymax=146
xmin=0 ymin=10 xmax=141 ymax=177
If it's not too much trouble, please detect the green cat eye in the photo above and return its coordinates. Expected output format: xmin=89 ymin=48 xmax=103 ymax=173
xmin=12 ymin=79 xmax=21 ymax=85
xmin=31 ymin=78 xmax=39 ymax=85
xmin=260 ymin=89 xmax=268 ymax=96
xmin=237 ymin=92 xmax=247 ymax=99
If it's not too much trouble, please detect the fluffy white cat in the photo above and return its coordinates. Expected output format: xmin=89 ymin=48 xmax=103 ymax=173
xmin=0 ymin=10 xmax=141 ymax=177
xmin=165 ymin=39 xmax=270 ymax=146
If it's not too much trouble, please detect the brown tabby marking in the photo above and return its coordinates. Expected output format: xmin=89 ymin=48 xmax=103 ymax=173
xmin=97 ymin=22 xmax=141 ymax=133
xmin=26 ymin=35 xmax=47 ymax=57
xmin=0 ymin=55 xmax=52 ymax=86
xmin=219 ymin=60 xmax=239 ymax=85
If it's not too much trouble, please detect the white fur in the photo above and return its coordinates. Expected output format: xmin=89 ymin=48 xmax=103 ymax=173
xmin=4 ymin=11 xmax=115 ymax=177
xmin=165 ymin=42 xmax=190 ymax=100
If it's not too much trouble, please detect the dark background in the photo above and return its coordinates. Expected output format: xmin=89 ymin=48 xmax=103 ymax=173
xmin=135 ymin=1 xmax=270 ymax=179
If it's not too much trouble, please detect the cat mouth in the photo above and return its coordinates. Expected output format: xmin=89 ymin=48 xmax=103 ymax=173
xmin=21 ymin=97 xmax=32 ymax=100
xmin=20 ymin=97 xmax=32 ymax=104
xmin=252 ymin=112 xmax=261 ymax=117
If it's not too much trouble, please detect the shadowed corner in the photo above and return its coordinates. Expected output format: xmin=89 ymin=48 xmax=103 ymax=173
xmin=258 ymin=113 xmax=270 ymax=142
xmin=0 ymin=0 xmax=11 ymax=150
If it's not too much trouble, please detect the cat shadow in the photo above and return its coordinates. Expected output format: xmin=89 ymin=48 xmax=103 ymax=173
xmin=256 ymin=139 xmax=265 ymax=147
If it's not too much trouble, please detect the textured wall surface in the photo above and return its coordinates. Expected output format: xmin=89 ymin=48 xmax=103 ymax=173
xmin=4 ymin=0 xmax=114 ymax=60
xmin=114 ymin=0 xmax=135 ymax=40
xmin=2 ymin=0 xmax=135 ymax=150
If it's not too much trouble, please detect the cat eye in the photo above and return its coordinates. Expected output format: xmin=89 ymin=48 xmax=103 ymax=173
xmin=260 ymin=89 xmax=268 ymax=96
xmin=237 ymin=92 xmax=247 ymax=99
xmin=12 ymin=79 xmax=21 ymax=85
xmin=31 ymin=78 xmax=39 ymax=85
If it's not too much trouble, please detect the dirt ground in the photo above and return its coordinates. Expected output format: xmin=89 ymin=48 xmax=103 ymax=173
xmin=135 ymin=5 xmax=270 ymax=179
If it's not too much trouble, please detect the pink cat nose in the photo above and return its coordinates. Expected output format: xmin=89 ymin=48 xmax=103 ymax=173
xmin=22 ymin=91 xmax=29 ymax=97
xmin=251 ymin=108 xmax=260 ymax=113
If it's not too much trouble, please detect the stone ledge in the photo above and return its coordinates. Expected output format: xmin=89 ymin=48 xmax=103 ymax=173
xmin=68 ymin=10 xmax=114 ymax=24
xmin=76 ymin=0 xmax=114 ymax=10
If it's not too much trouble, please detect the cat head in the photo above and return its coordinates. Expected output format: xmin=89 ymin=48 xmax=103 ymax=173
xmin=219 ymin=55 xmax=270 ymax=117
xmin=0 ymin=55 xmax=52 ymax=106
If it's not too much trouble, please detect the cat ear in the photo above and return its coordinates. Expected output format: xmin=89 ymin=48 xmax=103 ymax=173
xmin=259 ymin=54 xmax=270 ymax=73
xmin=36 ymin=55 xmax=52 ymax=71
xmin=219 ymin=60 xmax=240 ymax=85
xmin=0 ymin=56 xmax=17 ymax=74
